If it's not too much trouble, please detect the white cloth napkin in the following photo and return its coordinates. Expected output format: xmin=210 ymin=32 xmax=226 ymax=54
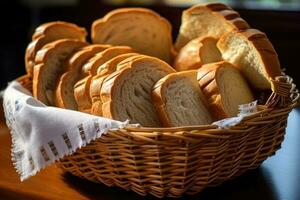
xmin=2 ymin=81 xmax=130 ymax=181
xmin=212 ymin=101 xmax=258 ymax=129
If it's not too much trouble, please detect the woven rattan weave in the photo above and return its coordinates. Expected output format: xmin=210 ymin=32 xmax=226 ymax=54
xmin=17 ymin=74 xmax=299 ymax=198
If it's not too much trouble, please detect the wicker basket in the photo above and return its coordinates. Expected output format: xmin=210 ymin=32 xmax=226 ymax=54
xmin=17 ymin=74 xmax=299 ymax=198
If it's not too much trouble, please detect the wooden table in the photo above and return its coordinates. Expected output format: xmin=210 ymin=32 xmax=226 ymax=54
xmin=1 ymin=108 xmax=300 ymax=200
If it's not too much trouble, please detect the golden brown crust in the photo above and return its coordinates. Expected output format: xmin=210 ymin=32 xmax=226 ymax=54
xmin=32 ymin=63 xmax=44 ymax=102
xmin=92 ymin=8 xmax=173 ymax=63
xmin=25 ymin=21 xmax=87 ymax=75
xmin=54 ymin=72 xmax=71 ymax=108
xmin=96 ymin=53 xmax=139 ymax=76
xmin=203 ymin=2 xmax=232 ymax=11
xmin=238 ymin=29 xmax=281 ymax=78
xmin=90 ymin=75 xmax=108 ymax=116
xmin=92 ymin=8 xmax=172 ymax=42
xmin=173 ymin=36 xmax=220 ymax=71
xmin=101 ymin=68 xmax=130 ymax=119
xmin=74 ymin=76 xmax=92 ymax=112
xmin=197 ymin=62 xmax=231 ymax=120
xmin=197 ymin=61 xmax=255 ymax=120
xmin=32 ymin=39 xmax=87 ymax=105
xmin=82 ymin=46 xmax=134 ymax=75
xmin=175 ymin=3 xmax=249 ymax=50
xmin=90 ymin=53 xmax=139 ymax=116
xmin=67 ymin=44 xmax=111 ymax=72
xmin=217 ymin=29 xmax=281 ymax=89
xmin=54 ymin=44 xmax=111 ymax=109
xmin=152 ymin=70 xmax=198 ymax=127
xmin=100 ymin=55 xmax=175 ymax=121
xmin=73 ymin=46 xmax=135 ymax=113
xmin=34 ymin=39 xmax=87 ymax=64
xmin=32 ymin=21 xmax=87 ymax=41
xmin=25 ymin=37 xmax=45 ymax=75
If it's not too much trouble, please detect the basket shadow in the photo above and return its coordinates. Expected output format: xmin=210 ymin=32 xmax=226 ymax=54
xmin=191 ymin=167 xmax=278 ymax=200
xmin=61 ymin=167 xmax=278 ymax=200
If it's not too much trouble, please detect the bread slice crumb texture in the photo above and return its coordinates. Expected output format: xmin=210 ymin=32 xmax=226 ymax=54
xmin=101 ymin=55 xmax=175 ymax=127
xmin=152 ymin=70 xmax=213 ymax=127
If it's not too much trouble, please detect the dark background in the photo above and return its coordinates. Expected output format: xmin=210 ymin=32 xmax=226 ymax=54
xmin=1 ymin=0 xmax=300 ymax=89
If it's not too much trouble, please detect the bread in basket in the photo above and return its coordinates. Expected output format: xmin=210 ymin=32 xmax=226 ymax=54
xmin=16 ymin=3 xmax=299 ymax=198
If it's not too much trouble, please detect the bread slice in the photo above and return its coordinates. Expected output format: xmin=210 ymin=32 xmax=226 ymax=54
xmin=54 ymin=44 xmax=111 ymax=109
xmin=74 ymin=46 xmax=134 ymax=113
xmin=175 ymin=3 xmax=249 ymax=50
xmin=217 ymin=29 xmax=281 ymax=90
xmin=91 ymin=8 xmax=173 ymax=63
xmin=174 ymin=36 xmax=222 ymax=71
xmin=90 ymin=53 xmax=140 ymax=116
xmin=197 ymin=61 xmax=254 ymax=120
xmin=101 ymin=55 xmax=176 ymax=126
xmin=152 ymin=70 xmax=213 ymax=127
xmin=25 ymin=21 xmax=87 ymax=75
xmin=32 ymin=21 xmax=87 ymax=41
xmin=33 ymin=39 xmax=87 ymax=105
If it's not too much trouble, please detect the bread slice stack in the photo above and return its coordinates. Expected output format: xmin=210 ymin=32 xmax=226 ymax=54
xmin=101 ymin=55 xmax=175 ymax=126
xmin=175 ymin=3 xmax=249 ymax=50
xmin=92 ymin=8 xmax=173 ymax=63
xmin=25 ymin=21 xmax=87 ymax=75
xmin=174 ymin=36 xmax=222 ymax=71
xmin=152 ymin=70 xmax=213 ymax=127
xmin=54 ymin=44 xmax=111 ymax=110
xmin=33 ymin=39 xmax=87 ymax=105
xmin=90 ymin=53 xmax=139 ymax=116
xmin=197 ymin=61 xmax=255 ymax=120
xmin=74 ymin=46 xmax=135 ymax=113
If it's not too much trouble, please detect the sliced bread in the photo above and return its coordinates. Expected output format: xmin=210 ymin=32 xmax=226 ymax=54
xmin=174 ymin=36 xmax=222 ymax=71
xmin=217 ymin=29 xmax=281 ymax=90
xmin=152 ymin=70 xmax=213 ymax=127
xmin=32 ymin=21 xmax=87 ymax=41
xmin=54 ymin=44 xmax=111 ymax=109
xmin=91 ymin=8 xmax=173 ymax=63
xmin=90 ymin=53 xmax=140 ymax=116
xmin=33 ymin=39 xmax=87 ymax=105
xmin=25 ymin=21 xmax=87 ymax=75
xmin=175 ymin=3 xmax=249 ymax=50
xmin=101 ymin=55 xmax=176 ymax=126
xmin=197 ymin=61 xmax=255 ymax=120
xmin=74 ymin=46 xmax=134 ymax=113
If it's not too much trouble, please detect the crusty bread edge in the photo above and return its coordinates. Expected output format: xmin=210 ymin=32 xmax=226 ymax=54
xmin=100 ymin=55 xmax=176 ymax=122
xmin=217 ymin=28 xmax=282 ymax=89
xmin=32 ymin=21 xmax=87 ymax=41
xmin=197 ymin=61 xmax=233 ymax=120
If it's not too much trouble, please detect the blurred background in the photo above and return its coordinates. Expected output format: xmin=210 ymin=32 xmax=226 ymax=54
xmin=1 ymin=0 xmax=300 ymax=89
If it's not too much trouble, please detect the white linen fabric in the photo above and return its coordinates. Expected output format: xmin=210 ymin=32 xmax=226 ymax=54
xmin=2 ymin=81 xmax=130 ymax=181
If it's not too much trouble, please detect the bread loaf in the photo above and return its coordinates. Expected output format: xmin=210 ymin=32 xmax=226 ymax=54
xmin=74 ymin=46 xmax=134 ymax=113
xmin=174 ymin=36 xmax=222 ymax=71
xmin=90 ymin=53 xmax=139 ymax=115
xmin=217 ymin=29 xmax=281 ymax=90
xmin=33 ymin=39 xmax=87 ymax=105
xmin=92 ymin=8 xmax=173 ymax=63
xmin=25 ymin=21 xmax=87 ymax=75
xmin=152 ymin=70 xmax=213 ymax=127
xmin=197 ymin=61 xmax=254 ymax=120
xmin=54 ymin=44 xmax=111 ymax=109
xmin=175 ymin=3 xmax=249 ymax=50
xmin=101 ymin=55 xmax=176 ymax=126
